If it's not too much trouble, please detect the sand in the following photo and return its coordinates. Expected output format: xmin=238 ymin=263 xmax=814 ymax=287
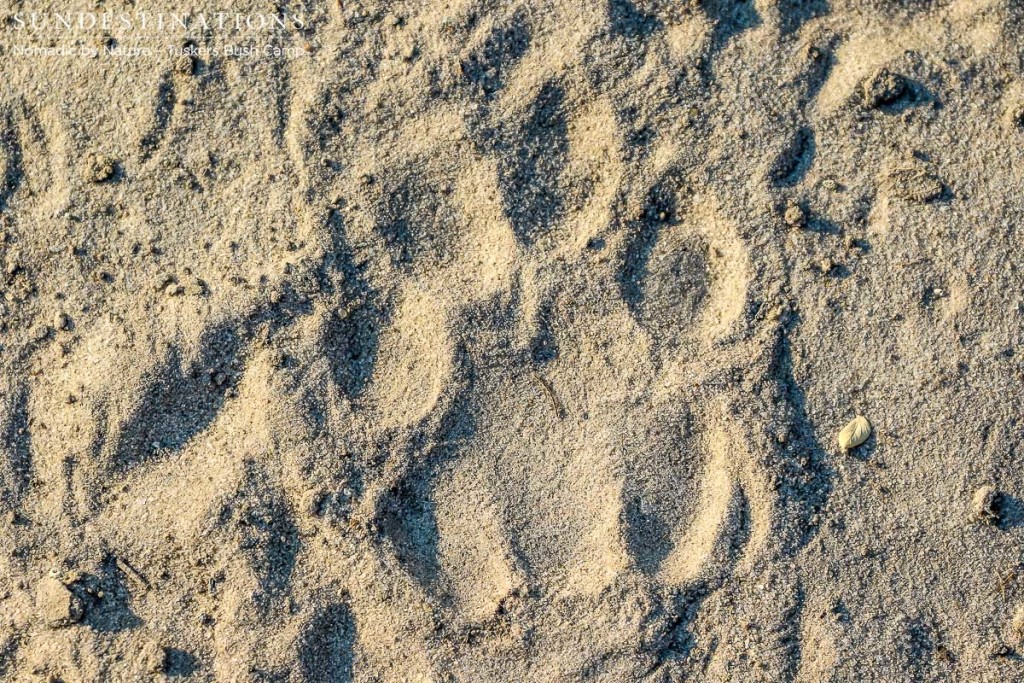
xmin=1 ymin=0 xmax=1024 ymax=680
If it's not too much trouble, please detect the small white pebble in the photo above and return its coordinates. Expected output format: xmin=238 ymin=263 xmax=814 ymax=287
xmin=838 ymin=415 xmax=871 ymax=453
xmin=971 ymin=485 xmax=1000 ymax=524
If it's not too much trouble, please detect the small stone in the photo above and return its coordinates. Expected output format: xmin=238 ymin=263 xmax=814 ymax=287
xmin=862 ymin=68 xmax=908 ymax=108
xmin=971 ymin=485 xmax=1001 ymax=524
xmin=783 ymin=202 xmax=805 ymax=228
xmin=83 ymin=153 xmax=116 ymax=184
xmin=31 ymin=325 xmax=51 ymax=342
xmin=54 ymin=312 xmax=70 ymax=331
xmin=816 ymin=258 xmax=834 ymax=275
xmin=37 ymin=577 xmax=83 ymax=628
xmin=990 ymin=642 xmax=1013 ymax=659
xmin=837 ymin=415 xmax=871 ymax=453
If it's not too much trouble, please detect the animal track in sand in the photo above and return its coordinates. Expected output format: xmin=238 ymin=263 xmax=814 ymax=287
xmin=257 ymin=4 xmax=792 ymax=677
xmin=318 ymin=74 xmax=778 ymax=683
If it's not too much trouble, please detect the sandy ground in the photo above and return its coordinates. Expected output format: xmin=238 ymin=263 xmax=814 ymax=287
xmin=2 ymin=0 xmax=1024 ymax=680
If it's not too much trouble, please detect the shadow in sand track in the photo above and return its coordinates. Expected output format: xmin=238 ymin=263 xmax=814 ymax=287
xmin=77 ymin=558 xmax=145 ymax=633
xmin=530 ymin=299 xmax=559 ymax=366
xmin=778 ymin=0 xmax=831 ymax=36
xmin=376 ymin=476 xmax=444 ymax=587
xmin=640 ymin=486 xmax=755 ymax=678
xmin=323 ymin=298 xmax=382 ymax=400
xmin=211 ymin=463 xmax=303 ymax=613
xmin=111 ymin=323 xmax=244 ymax=472
xmin=995 ymin=493 xmax=1024 ymax=530
xmin=164 ymin=648 xmax=200 ymax=678
xmin=140 ymin=71 xmax=176 ymax=161
xmin=771 ymin=126 xmax=815 ymax=188
xmin=497 ymin=81 xmax=570 ymax=245
xmin=771 ymin=324 xmax=833 ymax=552
xmin=231 ymin=478 xmax=301 ymax=608
xmin=322 ymin=208 xmax=385 ymax=400
xmin=608 ymin=0 xmax=663 ymax=39
xmin=462 ymin=8 xmax=532 ymax=97
xmin=0 ymin=109 xmax=24 ymax=212
xmin=299 ymin=602 xmax=356 ymax=682
xmin=0 ymin=388 xmax=32 ymax=507
xmin=618 ymin=168 xmax=693 ymax=321
xmin=702 ymin=0 xmax=761 ymax=51
xmin=373 ymin=356 xmax=476 ymax=593
xmin=370 ymin=166 xmax=460 ymax=271
xmin=623 ymin=495 xmax=674 ymax=574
